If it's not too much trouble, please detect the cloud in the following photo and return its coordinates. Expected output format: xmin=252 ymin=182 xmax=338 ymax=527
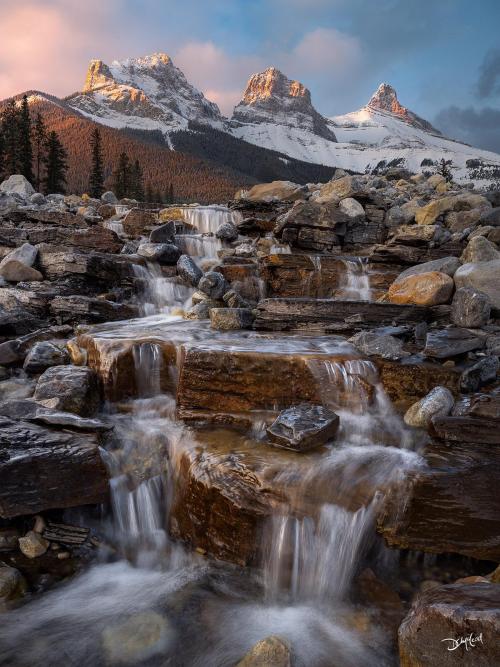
xmin=477 ymin=48 xmax=500 ymax=99
xmin=434 ymin=106 xmax=500 ymax=154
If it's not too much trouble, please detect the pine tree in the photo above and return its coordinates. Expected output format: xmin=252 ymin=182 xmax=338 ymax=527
xmin=32 ymin=113 xmax=47 ymax=191
xmin=437 ymin=158 xmax=453 ymax=183
xmin=112 ymin=152 xmax=131 ymax=199
xmin=89 ymin=128 xmax=104 ymax=198
xmin=130 ymin=159 xmax=144 ymax=200
xmin=145 ymin=181 xmax=153 ymax=203
xmin=43 ymin=131 xmax=67 ymax=194
xmin=154 ymin=190 xmax=162 ymax=205
xmin=19 ymin=95 xmax=34 ymax=184
xmin=1 ymin=100 xmax=21 ymax=177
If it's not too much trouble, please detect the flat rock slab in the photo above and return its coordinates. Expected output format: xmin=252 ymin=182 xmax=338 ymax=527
xmin=424 ymin=328 xmax=486 ymax=358
xmin=267 ymin=403 xmax=339 ymax=451
xmin=430 ymin=415 xmax=500 ymax=445
xmin=0 ymin=417 xmax=109 ymax=518
xmin=399 ymin=583 xmax=500 ymax=666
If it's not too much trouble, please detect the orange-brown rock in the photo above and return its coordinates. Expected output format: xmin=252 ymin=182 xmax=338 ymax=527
xmin=122 ymin=208 xmax=157 ymax=236
xmin=388 ymin=271 xmax=454 ymax=306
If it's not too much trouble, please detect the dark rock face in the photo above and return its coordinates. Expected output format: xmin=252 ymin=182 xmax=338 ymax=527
xmin=149 ymin=221 xmax=175 ymax=243
xmin=198 ymin=271 xmax=228 ymax=299
xmin=137 ymin=242 xmax=181 ymax=265
xmin=267 ymin=403 xmax=339 ymax=451
xmin=460 ymin=356 xmax=499 ymax=392
xmin=23 ymin=341 xmax=69 ymax=374
xmin=399 ymin=583 xmax=500 ymax=667
xmin=451 ymin=287 xmax=491 ymax=328
xmin=33 ymin=365 xmax=101 ymax=416
xmin=0 ymin=417 xmax=109 ymax=518
xmin=177 ymin=255 xmax=203 ymax=287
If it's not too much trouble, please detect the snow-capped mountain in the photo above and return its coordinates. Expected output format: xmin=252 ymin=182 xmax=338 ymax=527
xmin=48 ymin=54 xmax=500 ymax=187
xmin=67 ymin=53 xmax=224 ymax=145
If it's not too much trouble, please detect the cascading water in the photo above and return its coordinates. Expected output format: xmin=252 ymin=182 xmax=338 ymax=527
xmin=341 ymin=257 xmax=372 ymax=301
xmin=133 ymin=263 xmax=193 ymax=315
xmin=181 ymin=205 xmax=242 ymax=234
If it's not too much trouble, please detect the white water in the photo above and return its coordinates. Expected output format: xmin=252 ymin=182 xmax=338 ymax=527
xmin=181 ymin=205 xmax=242 ymax=235
xmin=341 ymin=257 xmax=372 ymax=301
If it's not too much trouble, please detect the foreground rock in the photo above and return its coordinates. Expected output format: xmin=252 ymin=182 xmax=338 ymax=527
xmin=236 ymin=636 xmax=291 ymax=667
xmin=0 ymin=417 xmax=108 ymax=517
xmin=454 ymin=259 xmax=500 ymax=309
xmin=399 ymin=583 xmax=500 ymax=666
xmin=387 ymin=271 xmax=454 ymax=306
xmin=404 ymin=386 xmax=454 ymax=428
xmin=0 ymin=243 xmax=43 ymax=282
xmin=267 ymin=403 xmax=339 ymax=451
xmin=34 ymin=365 xmax=101 ymax=416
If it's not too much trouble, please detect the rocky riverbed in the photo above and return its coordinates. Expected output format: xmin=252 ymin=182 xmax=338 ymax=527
xmin=0 ymin=169 xmax=499 ymax=666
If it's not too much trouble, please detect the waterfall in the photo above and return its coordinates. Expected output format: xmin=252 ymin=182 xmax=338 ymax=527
xmin=341 ymin=257 xmax=372 ymax=301
xmin=181 ymin=205 xmax=242 ymax=234
xmin=133 ymin=263 xmax=193 ymax=315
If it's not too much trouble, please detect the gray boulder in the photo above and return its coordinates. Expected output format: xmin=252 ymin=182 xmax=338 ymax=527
xmin=460 ymin=357 xmax=499 ymax=392
xmin=0 ymin=175 xmax=34 ymax=198
xmin=149 ymin=222 xmax=175 ymax=243
xmin=349 ymin=331 xmax=409 ymax=360
xmin=339 ymin=197 xmax=365 ymax=219
xmin=198 ymin=271 xmax=228 ymax=299
xmin=23 ymin=342 xmax=70 ymax=375
xmin=101 ymin=191 xmax=118 ymax=204
xmin=137 ymin=243 xmax=180 ymax=265
xmin=177 ymin=255 xmax=203 ymax=287
xmin=34 ymin=365 xmax=101 ymax=416
xmin=404 ymin=386 xmax=455 ymax=428
xmin=30 ymin=192 xmax=45 ymax=205
xmin=396 ymin=257 xmax=461 ymax=282
xmin=461 ymin=235 xmax=499 ymax=263
xmin=454 ymin=260 xmax=500 ymax=309
xmin=0 ymin=243 xmax=43 ymax=282
xmin=267 ymin=403 xmax=340 ymax=452
xmin=216 ymin=221 xmax=238 ymax=241
xmin=451 ymin=288 xmax=491 ymax=328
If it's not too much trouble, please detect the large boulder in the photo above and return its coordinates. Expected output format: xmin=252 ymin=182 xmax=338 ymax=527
xmin=404 ymin=386 xmax=454 ymax=428
xmin=461 ymin=235 xmax=500 ymax=263
xmin=451 ymin=287 xmax=491 ymax=328
xmin=101 ymin=190 xmax=118 ymax=204
xmin=149 ymin=221 xmax=175 ymax=243
xmin=236 ymin=636 xmax=291 ymax=667
xmin=0 ymin=243 xmax=43 ymax=282
xmin=339 ymin=197 xmax=365 ymax=219
xmin=23 ymin=341 xmax=70 ymax=374
xmin=399 ymin=583 xmax=500 ymax=667
xmin=387 ymin=271 xmax=454 ymax=306
xmin=34 ymin=365 xmax=101 ymax=416
xmin=0 ymin=174 xmax=34 ymax=198
xmin=137 ymin=242 xmax=180 ymax=265
xmin=315 ymin=175 xmax=368 ymax=203
xmin=266 ymin=403 xmax=339 ymax=452
xmin=395 ymin=257 xmax=461 ymax=282
xmin=237 ymin=181 xmax=305 ymax=202
xmin=198 ymin=271 xmax=228 ymax=299
xmin=454 ymin=260 xmax=500 ymax=309
xmin=122 ymin=208 xmax=156 ymax=236
xmin=177 ymin=255 xmax=203 ymax=287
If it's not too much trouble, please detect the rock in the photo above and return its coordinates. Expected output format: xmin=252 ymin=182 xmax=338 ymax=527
xmin=185 ymin=302 xmax=211 ymax=320
xmin=177 ymin=255 xmax=203 ymax=287
xmin=339 ymin=197 xmax=365 ymax=219
xmin=426 ymin=174 xmax=446 ymax=189
xmin=316 ymin=175 xmax=367 ymax=203
xmin=235 ymin=242 xmax=256 ymax=258
xmin=481 ymin=206 xmax=500 ymax=226
xmin=0 ymin=174 xmax=34 ymax=198
xmin=236 ymin=636 xmax=291 ymax=667
xmin=388 ymin=272 xmax=454 ymax=306
xmin=122 ymin=208 xmax=156 ymax=236
xmin=18 ymin=530 xmax=49 ymax=558
xmin=0 ymin=566 xmax=26 ymax=603
xmin=461 ymin=235 xmax=500 ymax=263
xmin=223 ymin=289 xmax=251 ymax=309
xmin=31 ymin=409 xmax=112 ymax=432
xmin=267 ymin=403 xmax=339 ymax=452
xmin=385 ymin=204 xmax=416 ymax=228
xmin=349 ymin=331 xmax=409 ymax=360
xmin=451 ymin=287 xmax=491 ymax=328
xmin=137 ymin=242 xmax=180 ymax=265
xmin=101 ymin=190 xmax=118 ymax=204
xmin=30 ymin=192 xmax=45 ymax=205
xmin=97 ymin=203 xmax=116 ymax=219
xmin=445 ymin=208 xmax=482 ymax=233
xmin=404 ymin=386 xmax=454 ymax=428
xmin=198 ymin=271 xmax=228 ymax=299
xmin=395 ymin=257 xmax=461 ymax=282
xmin=0 ymin=325 xmax=73 ymax=365
xmin=399 ymin=584 xmax=500 ymax=667
xmin=210 ymin=308 xmax=254 ymax=330
xmin=149 ymin=221 xmax=175 ymax=243
xmin=390 ymin=224 xmax=447 ymax=245
xmin=415 ymin=196 xmax=456 ymax=225
xmin=460 ymin=356 xmax=499 ymax=392
xmin=454 ymin=260 xmax=500 ymax=309
xmin=158 ymin=207 xmax=185 ymax=222
xmin=238 ymin=181 xmax=305 ymax=202
xmin=23 ymin=341 xmax=70 ymax=374
xmin=216 ymin=221 xmax=238 ymax=241
xmin=34 ymin=365 xmax=101 ymax=416
xmin=0 ymin=416 xmax=108 ymax=517
xmin=0 ymin=243 xmax=43 ymax=282
xmin=50 ymin=296 xmax=139 ymax=324
xmin=430 ymin=415 xmax=500 ymax=445
xmin=423 ymin=328 xmax=485 ymax=358
xmin=101 ymin=612 xmax=173 ymax=666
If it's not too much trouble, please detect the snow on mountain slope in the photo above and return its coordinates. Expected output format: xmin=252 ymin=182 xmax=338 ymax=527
xmin=67 ymin=53 xmax=225 ymax=144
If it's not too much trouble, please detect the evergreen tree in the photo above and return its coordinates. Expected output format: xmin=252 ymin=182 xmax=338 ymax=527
xmin=43 ymin=131 xmax=67 ymax=194
xmin=145 ymin=181 xmax=153 ymax=203
xmin=154 ymin=190 xmax=162 ymax=205
xmin=32 ymin=113 xmax=47 ymax=191
xmin=437 ymin=158 xmax=453 ymax=183
xmin=89 ymin=128 xmax=104 ymax=198
xmin=169 ymin=182 xmax=174 ymax=204
xmin=1 ymin=100 xmax=21 ymax=176
xmin=112 ymin=152 xmax=131 ymax=199
xmin=130 ymin=159 xmax=144 ymax=200
xmin=19 ymin=95 xmax=34 ymax=184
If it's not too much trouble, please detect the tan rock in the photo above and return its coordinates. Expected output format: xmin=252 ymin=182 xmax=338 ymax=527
xmin=315 ymin=175 xmax=367 ymax=203
xmin=435 ymin=181 xmax=451 ymax=193
xmin=122 ymin=208 xmax=157 ymax=236
xmin=426 ymin=174 xmax=446 ymax=188
xmin=236 ymin=636 xmax=291 ymax=667
xmin=461 ymin=235 xmax=500 ymax=263
xmin=415 ymin=196 xmax=456 ymax=225
xmin=237 ymin=181 xmax=304 ymax=203
xmin=388 ymin=271 xmax=454 ymax=306
xmin=66 ymin=340 xmax=87 ymax=366
xmin=18 ymin=530 xmax=49 ymax=558
xmin=159 ymin=207 xmax=185 ymax=222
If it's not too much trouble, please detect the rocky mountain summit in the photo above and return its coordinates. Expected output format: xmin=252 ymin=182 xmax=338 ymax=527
xmin=367 ymin=82 xmax=441 ymax=134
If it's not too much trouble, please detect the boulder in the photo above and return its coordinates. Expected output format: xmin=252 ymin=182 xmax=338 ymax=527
xmin=177 ymin=255 xmax=203 ymax=287
xmin=0 ymin=243 xmax=43 ymax=282
xmin=210 ymin=308 xmax=254 ymax=330
xmin=137 ymin=242 xmax=181 ymax=265
xmin=445 ymin=208 xmax=482 ymax=233
xmin=23 ymin=341 xmax=70 ymax=374
xmin=198 ymin=271 xmax=228 ymax=299
xmin=430 ymin=415 xmax=500 ymax=445
xmin=480 ymin=206 xmax=500 ymax=226
xmin=390 ymin=224 xmax=447 ymax=245
xmin=236 ymin=636 xmax=291 ymax=667
xmin=50 ymin=296 xmax=139 ymax=324
xmin=388 ymin=272 xmax=454 ymax=306
xmin=460 ymin=356 xmax=499 ymax=392
xmin=122 ymin=208 xmax=156 ymax=236
xmin=237 ymin=181 xmax=305 ymax=202
xmin=101 ymin=191 xmax=118 ymax=204
xmin=423 ymin=328 xmax=485 ymax=358
xmin=415 ymin=196 xmax=456 ymax=225
xmin=30 ymin=192 xmax=45 ymax=205
xmin=149 ymin=221 xmax=176 ymax=243
xmin=216 ymin=221 xmax=238 ymax=241
xmin=97 ymin=203 xmax=116 ymax=219
xmin=349 ymin=331 xmax=409 ymax=360
xmin=399 ymin=583 xmax=500 ymax=667
xmin=316 ymin=175 xmax=368 ymax=203
xmin=426 ymin=174 xmax=446 ymax=189
xmin=395 ymin=257 xmax=460 ymax=282
xmin=0 ymin=566 xmax=26 ymax=603
xmin=0 ymin=416 xmax=108 ymax=518
xmin=101 ymin=612 xmax=173 ymax=666
xmin=18 ymin=530 xmax=49 ymax=559
xmin=461 ymin=235 xmax=500 ymax=263
xmin=451 ymin=287 xmax=491 ymax=328
xmin=454 ymin=260 xmax=500 ymax=309
xmin=267 ymin=403 xmax=339 ymax=452
xmin=0 ymin=174 xmax=34 ymax=198
xmin=404 ymin=386 xmax=454 ymax=428
xmin=339 ymin=197 xmax=365 ymax=219
xmin=185 ymin=302 xmax=211 ymax=320
xmin=34 ymin=365 xmax=101 ymax=416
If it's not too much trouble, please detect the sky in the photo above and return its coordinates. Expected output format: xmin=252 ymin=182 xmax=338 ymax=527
xmin=0 ymin=0 xmax=499 ymax=151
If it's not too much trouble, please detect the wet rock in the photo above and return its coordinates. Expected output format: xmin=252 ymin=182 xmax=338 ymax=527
xmin=267 ymin=403 xmax=339 ymax=451
xmin=460 ymin=356 xmax=499 ymax=392
xmin=30 ymin=192 xmax=45 ymax=205
xmin=97 ymin=203 xmax=116 ymax=219
xmin=395 ymin=256 xmax=461 ymax=282
xmin=461 ymin=235 xmax=500 ymax=263
xmin=210 ymin=308 xmax=254 ymax=331
xmin=0 ymin=416 xmax=108 ymax=518
xmin=235 ymin=242 xmax=256 ymax=258
xmin=0 ymin=174 xmax=34 ymax=198
xmin=0 ymin=566 xmax=26 ymax=603
xmin=185 ymin=302 xmax=211 ymax=320
xmin=238 ymin=180 xmax=305 ymax=202
xmin=101 ymin=190 xmax=118 ymax=204
xmin=399 ymin=583 xmax=500 ymax=667
xmin=430 ymin=415 xmax=500 ymax=445
xmin=101 ymin=612 xmax=173 ymax=666
xmin=198 ymin=271 xmax=228 ymax=299
xmin=0 ymin=325 xmax=72 ymax=365
xmin=423 ymin=328 xmax=485 ymax=358
xmin=23 ymin=341 xmax=69 ymax=374
xmin=0 ymin=243 xmax=43 ymax=282
xmin=454 ymin=260 xmax=500 ymax=309
xmin=34 ymin=365 xmax=101 ymax=416
xmin=149 ymin=221 xmax=175 ymax=243
xmin=404 ymin=386 xmax=454 ymax=428
xmin=32 ymin=410 xmax=112 ymax=432
xmin=236 ymin=636 xmax=291 ymax=667
xmin=18 ymin=531 xmax=49 ymax=559
xmin=122 ymin=208 xmax=156 ymax=236
xmin=176 ymin=254 xmax=203 ymax=286
xmin=451 ymin=287 xmax=491 ymax=328
xmin=50 ymin=296 xmax=139 ymax=324
xmin=137 ymin=242 xmax=180 ymax=265
xmin=339 ymin=197 xmax=364 ymax=219
xmin=216 ymin=221 xmax=238 ymax=241
xmin=349 ymin=331 xmax=409 ymax=360
xmin=388 ymin=272 xmax=454 ymax=306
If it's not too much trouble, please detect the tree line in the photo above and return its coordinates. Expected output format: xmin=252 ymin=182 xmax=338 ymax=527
xmin=0 ymin=96 xmax=176 ymax=203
